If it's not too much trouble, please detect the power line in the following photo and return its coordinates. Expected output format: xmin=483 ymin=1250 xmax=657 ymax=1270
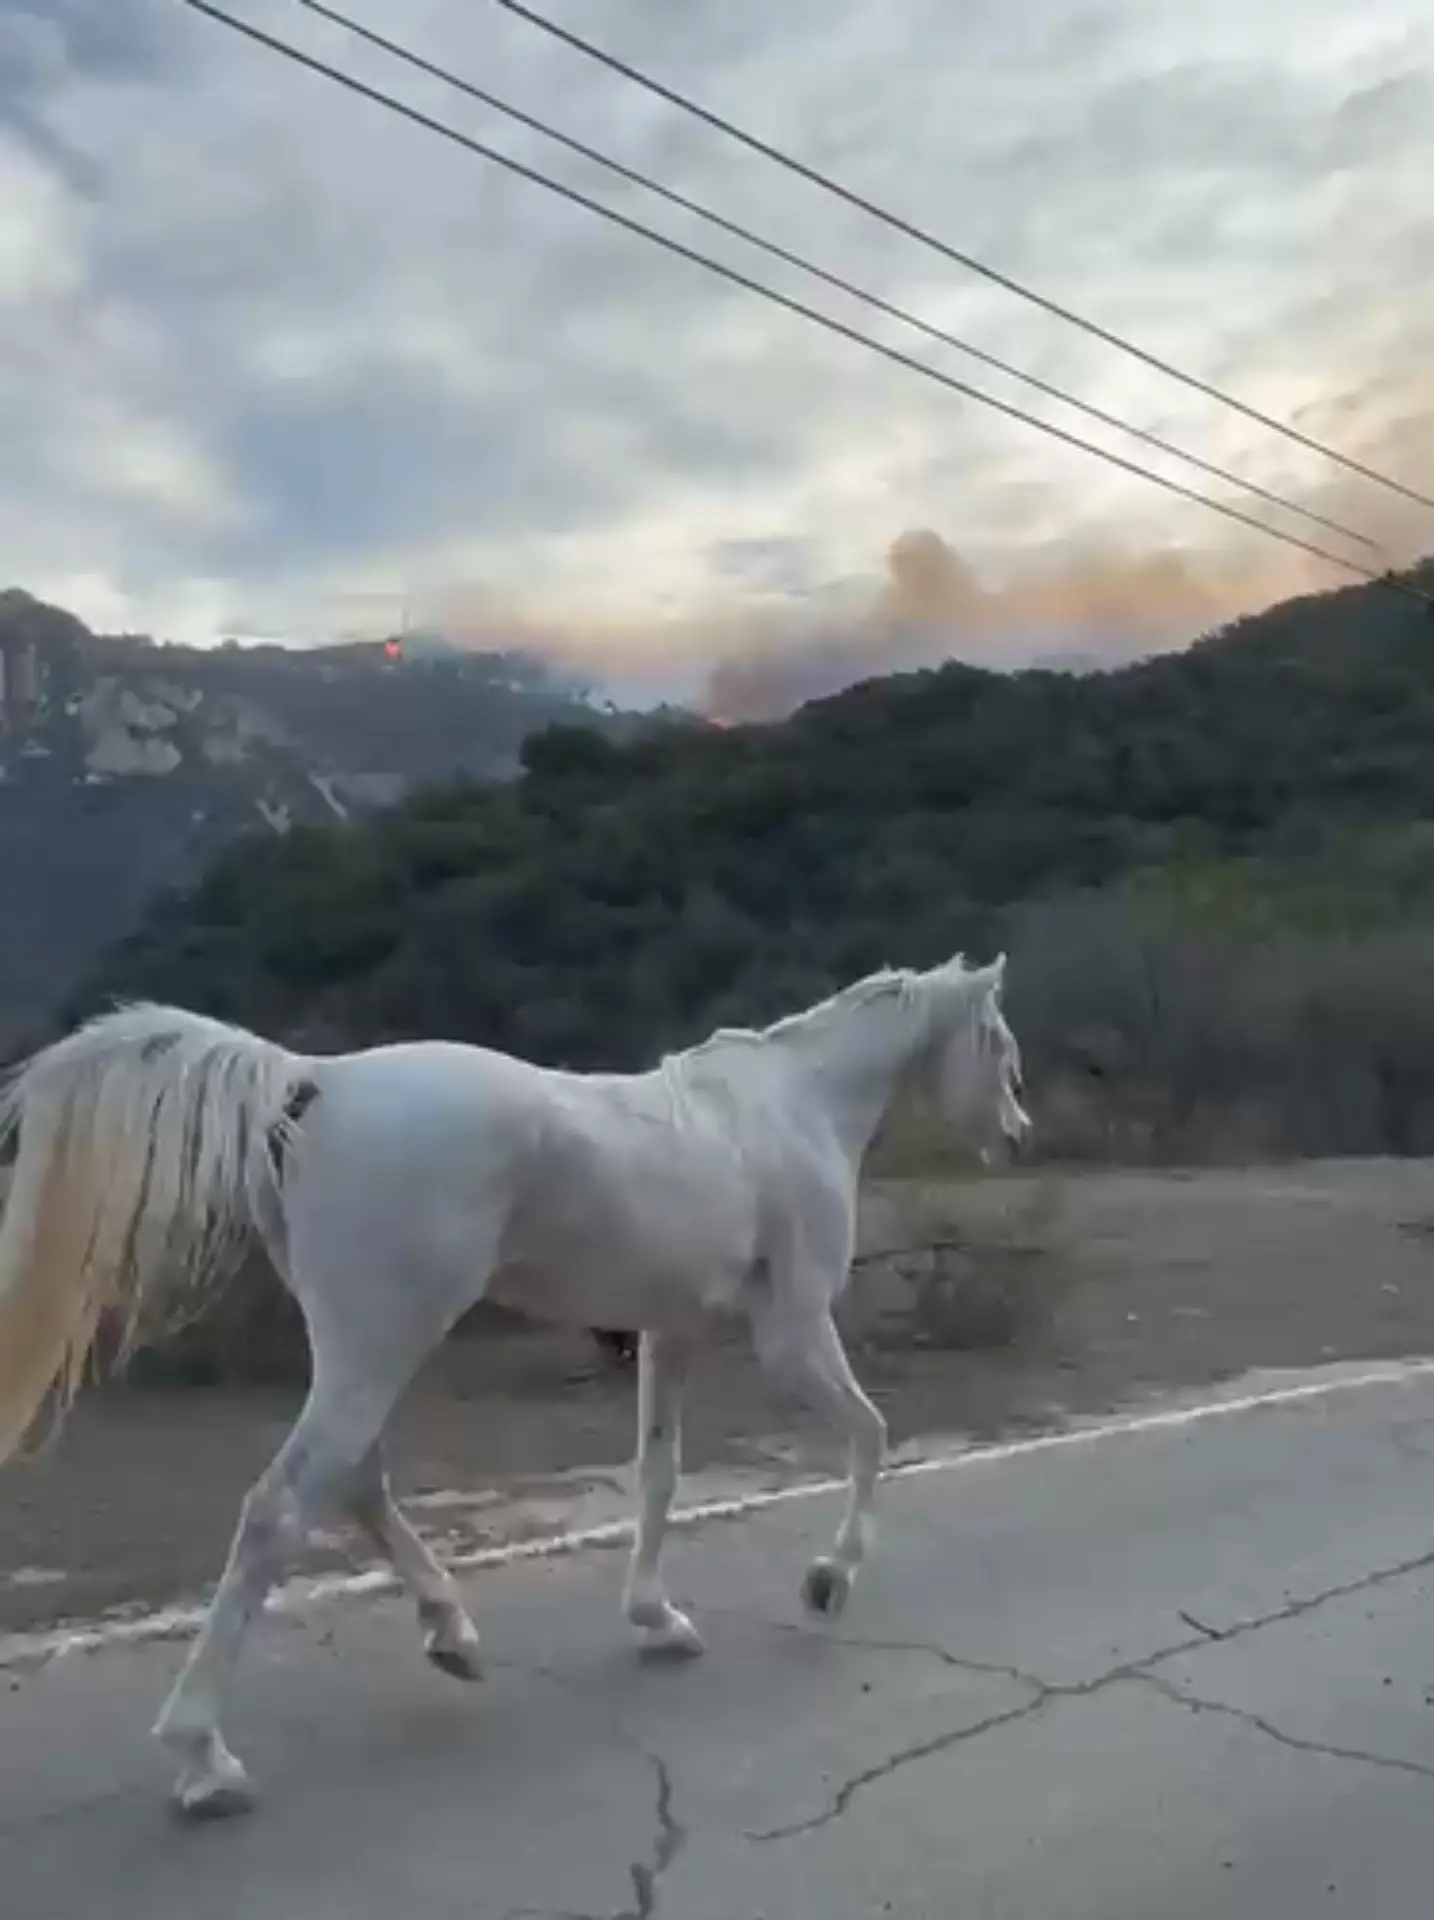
xmin=175 ymin=0 xmax=1434 ymax=609
xmin=297 ymin=0 xmax=1387 ymax=561
xmin=494 ymin=0 xmax=1434 ymax=519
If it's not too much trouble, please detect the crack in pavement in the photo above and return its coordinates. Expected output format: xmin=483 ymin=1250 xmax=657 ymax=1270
xmin=1385 ymin=1421 xmax=1434 ymax=1468
xmin=737 ymin=1539 xmax=1434 ymax=1843
xmin=627 ymin=1751 xmax=683 ymax=1920
xmin=1175 ymin=1607 xmax=1227 ymax=1642
xmin=0 ymin=1783 xmax=140 ymax=1840
xmin=490 ymin=1657 xmax=686 ymax=1920
xmin=1187 ymin=1541 xmax=1434 ymax=1647
xmin=745 ymin=1689 xmax=1053 ymax=1843
xmin=1131 ymin=1671 xmax=1434 ymax=1785
xmin=696 ymin=1602 xmax=1039 ymax=1691
xmin=504 ymin=1749 xmax=683 ymax=1920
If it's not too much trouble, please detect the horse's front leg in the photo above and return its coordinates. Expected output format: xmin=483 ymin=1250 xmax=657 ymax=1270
xmin=753 ymin=1303 xmax=887 ymax=1617
xmin=623 ymin=1330 xmax=705 ymax=1657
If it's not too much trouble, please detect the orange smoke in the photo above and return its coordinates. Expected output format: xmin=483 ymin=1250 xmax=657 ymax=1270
xmin=337 ymin=385 xmax=1434 ymax=722
xmin=699 ymin=529 xmax=1294 ymax=722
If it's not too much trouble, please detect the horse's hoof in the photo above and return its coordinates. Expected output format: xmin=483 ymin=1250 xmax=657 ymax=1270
xmin=172 ymin=1754 xmax=255 ymax=1822
xmin=638 ymin=1609 xmax=707 ymax=1663
xmin=628 ymin=1595 xmax=707 ymax=1660
xmin=425 ymin=1635 xmax=484 ymax=1683
xmin=420 ymin=1601 xmax=484 ymax=1683
xmin=801 ymin=1559 xmax=851 ymax=1617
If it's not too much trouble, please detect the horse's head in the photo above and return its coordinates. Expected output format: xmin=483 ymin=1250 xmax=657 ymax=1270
xmin=928 ymin=955 xmax=1031 ymax=1161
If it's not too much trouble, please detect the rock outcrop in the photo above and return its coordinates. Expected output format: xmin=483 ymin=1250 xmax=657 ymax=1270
xmin=0 ymin=589 xmax=636 ymax=1052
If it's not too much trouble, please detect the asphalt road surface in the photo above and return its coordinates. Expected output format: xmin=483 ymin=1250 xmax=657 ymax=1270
xmin=6 ymin=1365 xmax=1434 ymax=1918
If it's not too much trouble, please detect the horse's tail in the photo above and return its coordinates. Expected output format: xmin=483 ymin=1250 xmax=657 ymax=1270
xmin=0 ymin=1002 xmax=309 ymax=1465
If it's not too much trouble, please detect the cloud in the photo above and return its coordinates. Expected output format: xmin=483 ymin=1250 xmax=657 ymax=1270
xmin=0 ymin=0 xmax=1430 ymax=697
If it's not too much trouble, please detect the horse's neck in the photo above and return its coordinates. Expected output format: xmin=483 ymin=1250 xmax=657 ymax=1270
xmin=776 ymin=986 xmax=933 ymax=1164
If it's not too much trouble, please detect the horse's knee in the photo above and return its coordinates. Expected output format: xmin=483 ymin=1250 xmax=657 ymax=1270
xmin=638 ymin=1430 xmax=678 ymax=1494
xmin=233 ymin=1474 xmax=304 ymax=1572
xmin=280 ymin=1411 xmax=388 ymax=1526
xmin=857 ymin=1400 xmax=888 ymax=1459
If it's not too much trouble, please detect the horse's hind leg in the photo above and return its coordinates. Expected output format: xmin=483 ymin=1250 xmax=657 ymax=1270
xmin=349 ymin=1445 xmax=482 ymax=1682
xmin=152 ymin=1256 xmax=472 ymax=1816
xmin=151 ymin=1383 xmax=391 ymax=1818
xmin=150 ymin=1454 xmax=298 ymax=1817
xmin=623 ymin=1331 xmax=704 ymax=1658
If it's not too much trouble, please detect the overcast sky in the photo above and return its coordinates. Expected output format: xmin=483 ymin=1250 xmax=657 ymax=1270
xmin=2 ymin=0 xmax=1432 ymax=705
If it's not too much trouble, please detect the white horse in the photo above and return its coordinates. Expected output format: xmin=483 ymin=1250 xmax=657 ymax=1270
xmin=0 ymin=953 xmax=1028 ymax=1818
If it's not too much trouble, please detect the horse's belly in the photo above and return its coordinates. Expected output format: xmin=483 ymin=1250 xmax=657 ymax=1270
xmin=496 ymin=1167 xmax=754 ymax=1330
xmin=485 ymin=1259 xmax=725 ymax=1333
xmin=482 ymin=1106 xmax=759 ymax=1331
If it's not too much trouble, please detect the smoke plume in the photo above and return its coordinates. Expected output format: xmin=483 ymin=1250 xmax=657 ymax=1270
xmin=361 ymin=398 xmax=1434 ymax=723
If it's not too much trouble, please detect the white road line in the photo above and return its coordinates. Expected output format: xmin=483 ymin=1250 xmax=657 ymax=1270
xmin=5 ymin=1355 xmax=1434 ymax=1670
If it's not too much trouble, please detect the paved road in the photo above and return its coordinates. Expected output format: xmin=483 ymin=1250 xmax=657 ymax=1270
xmin=6 ymin=1368 xmax=1434 ymax=1918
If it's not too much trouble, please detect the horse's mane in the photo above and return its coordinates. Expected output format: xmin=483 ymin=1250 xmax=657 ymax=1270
xmin=672 ymin=961 xmax=965 ymax=1068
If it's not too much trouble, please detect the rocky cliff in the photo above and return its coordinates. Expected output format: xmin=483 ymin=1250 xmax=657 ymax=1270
xmin=0 ymin=588 xmax=634 ymax=1051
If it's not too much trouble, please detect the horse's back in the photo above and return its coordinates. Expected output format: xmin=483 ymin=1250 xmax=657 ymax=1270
xmin=274 ymin=1040 xmax=552 ymax=1287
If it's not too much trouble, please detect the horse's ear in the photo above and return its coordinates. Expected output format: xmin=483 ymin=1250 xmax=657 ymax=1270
xmin=985 ymin=953 xmax=1008 ymax=998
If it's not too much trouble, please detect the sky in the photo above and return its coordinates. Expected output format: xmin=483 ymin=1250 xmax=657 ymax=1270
xmin=1 ymin=0 xmax=1432 ymax=713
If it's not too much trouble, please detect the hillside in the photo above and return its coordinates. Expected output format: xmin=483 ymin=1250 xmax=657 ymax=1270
xmin=0 ymin=588 xmax=639 ymax=1049
xmin=72 ymin=560 xmax=1434 ymax=1125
